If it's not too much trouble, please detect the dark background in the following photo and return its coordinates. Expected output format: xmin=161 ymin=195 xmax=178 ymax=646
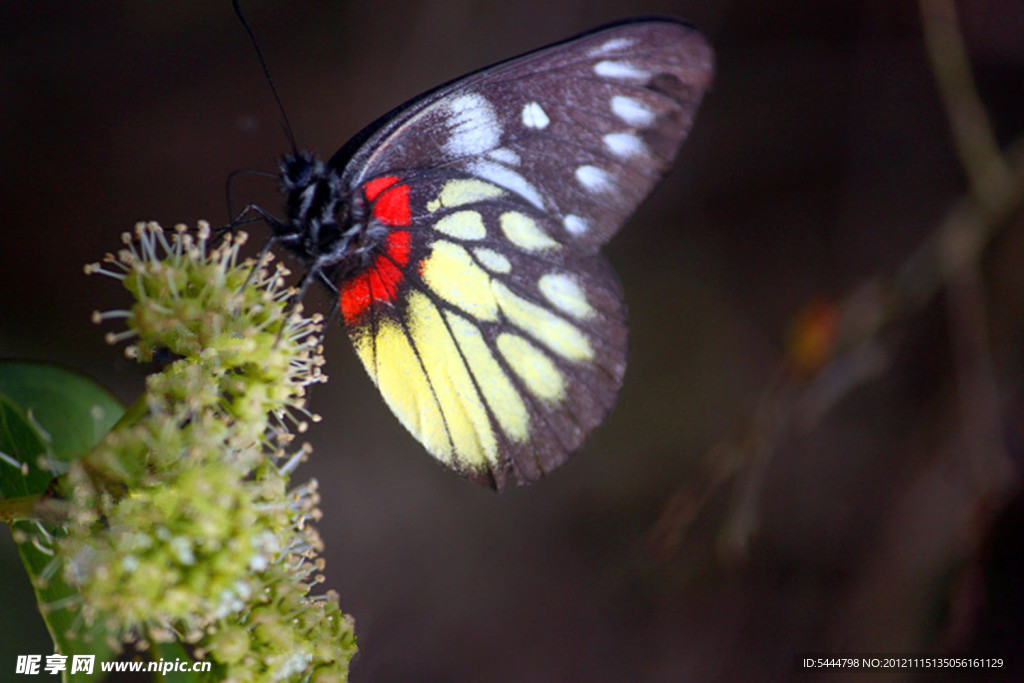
xmin=3 ymin=1 xmax=1024 ymax=680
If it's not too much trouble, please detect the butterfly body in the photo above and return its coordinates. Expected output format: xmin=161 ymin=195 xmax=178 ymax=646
xmin=269 ymin=18 xmax=713 ymax=488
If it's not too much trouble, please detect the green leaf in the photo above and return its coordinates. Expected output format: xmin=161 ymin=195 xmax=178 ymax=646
xmin=0 ymin=360 xmax=122 ymax=462
xmin=0 ymin=361 xmax=123 ymax=682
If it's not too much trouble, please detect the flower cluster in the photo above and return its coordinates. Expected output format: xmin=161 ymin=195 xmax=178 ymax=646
xmin=64 ymin=222 xmax=355 ymax=680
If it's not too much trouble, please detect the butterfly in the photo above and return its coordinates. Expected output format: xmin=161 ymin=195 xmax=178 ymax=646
xmin=259 ymin=18 xmax=713 ymax=488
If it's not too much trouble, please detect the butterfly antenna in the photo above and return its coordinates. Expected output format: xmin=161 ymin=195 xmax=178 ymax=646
xmin=233 ymin=0 xmax=299 ymax=156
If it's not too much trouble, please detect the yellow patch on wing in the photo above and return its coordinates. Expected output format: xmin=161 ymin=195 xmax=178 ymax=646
xmin=352 ymin=320 xmax=452 ymax=462
xmin=421 ymin=240 xmax=499 ymax=322
xmin=445 ymin=310 xmax=530 ymax=443
xmin=499 ymin=211 xmax=560 ymax=251
xmin=407 ymin=291 xmax=498 ymax=468
xmin=496 ymin=333 xmax=566 ymax=403
xmin=538 ymin=273 xmax=595 ymax=320
xmin=434 ymin=210 xmax=487 ymax=240
xmin=426 ymin=179 xmax=506 ymax=212
xmin=492 ymin=281 xmax=594 ymax=363
xmin=473 ymin=247 xmax=512 ymax=274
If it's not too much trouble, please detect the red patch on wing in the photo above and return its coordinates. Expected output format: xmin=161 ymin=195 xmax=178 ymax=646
xmin=363 ymin=175 xmax=398 ymax=202
xmin=372 ymin=183 xmax=411 ymax=226
xmin=339 ymin=229 xmax=413 ymax=324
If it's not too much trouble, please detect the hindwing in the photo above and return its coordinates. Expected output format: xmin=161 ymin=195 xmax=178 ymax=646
xmin=342 ymin=171 xmax=627 ymax=487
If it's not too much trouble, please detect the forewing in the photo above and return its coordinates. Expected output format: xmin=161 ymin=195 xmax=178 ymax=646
xmin=333 ymin=19 xmax=713 ymax=251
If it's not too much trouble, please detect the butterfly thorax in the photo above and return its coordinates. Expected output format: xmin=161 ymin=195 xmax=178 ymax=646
xmin=277 ymin=151 xmax=377 ymax=273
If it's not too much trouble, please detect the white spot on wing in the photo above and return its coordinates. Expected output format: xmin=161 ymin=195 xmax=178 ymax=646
xmin=603 ymin=131 xmax=646 ymax=158
xmin=594 ymin=60 xmax=649 ymax=80
xmin=486 ymin=147 xmax=521 ymax=166
xmin=591 ymin=37 xmax=634 ymax=55
xmin=563 ymin=215 xmax=589 ymax=235
xmin=521 ymin=101 xmax=550 ymax=129
xmin=575 ymin=165 xmax=613 ymax=193
xmin=467 ymin=159 xmax=545 ymax=209
xmin=443 ymin=93 xmax=502 ymax=157
xmin=610 ymin=95 xmax=655 ymax=127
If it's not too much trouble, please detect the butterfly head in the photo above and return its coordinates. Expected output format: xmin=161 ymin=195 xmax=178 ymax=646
xmin=276 ymin=151 xmax=363 ymax=269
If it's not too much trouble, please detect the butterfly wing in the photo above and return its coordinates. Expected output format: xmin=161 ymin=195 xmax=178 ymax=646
xmin=342 ymin=170 xmax=628 ymax=487
xmin=334 ymin=18 xmax=713 ymax=250
xmin=334 ymin=19 xmax=713 ymax=487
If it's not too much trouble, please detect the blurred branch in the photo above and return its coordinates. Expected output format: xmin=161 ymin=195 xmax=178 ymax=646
xmin=919 ymin=0 xmax=1013 ymax=212
xmin=650 ymin=0 xmax=1023 ymax=563
xmin=921 ymin=0 xmax=1017 ymax=514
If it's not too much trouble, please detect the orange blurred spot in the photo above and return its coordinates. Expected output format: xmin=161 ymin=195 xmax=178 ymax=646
xmin=787 ymin=298 xmax=840 ymax=376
